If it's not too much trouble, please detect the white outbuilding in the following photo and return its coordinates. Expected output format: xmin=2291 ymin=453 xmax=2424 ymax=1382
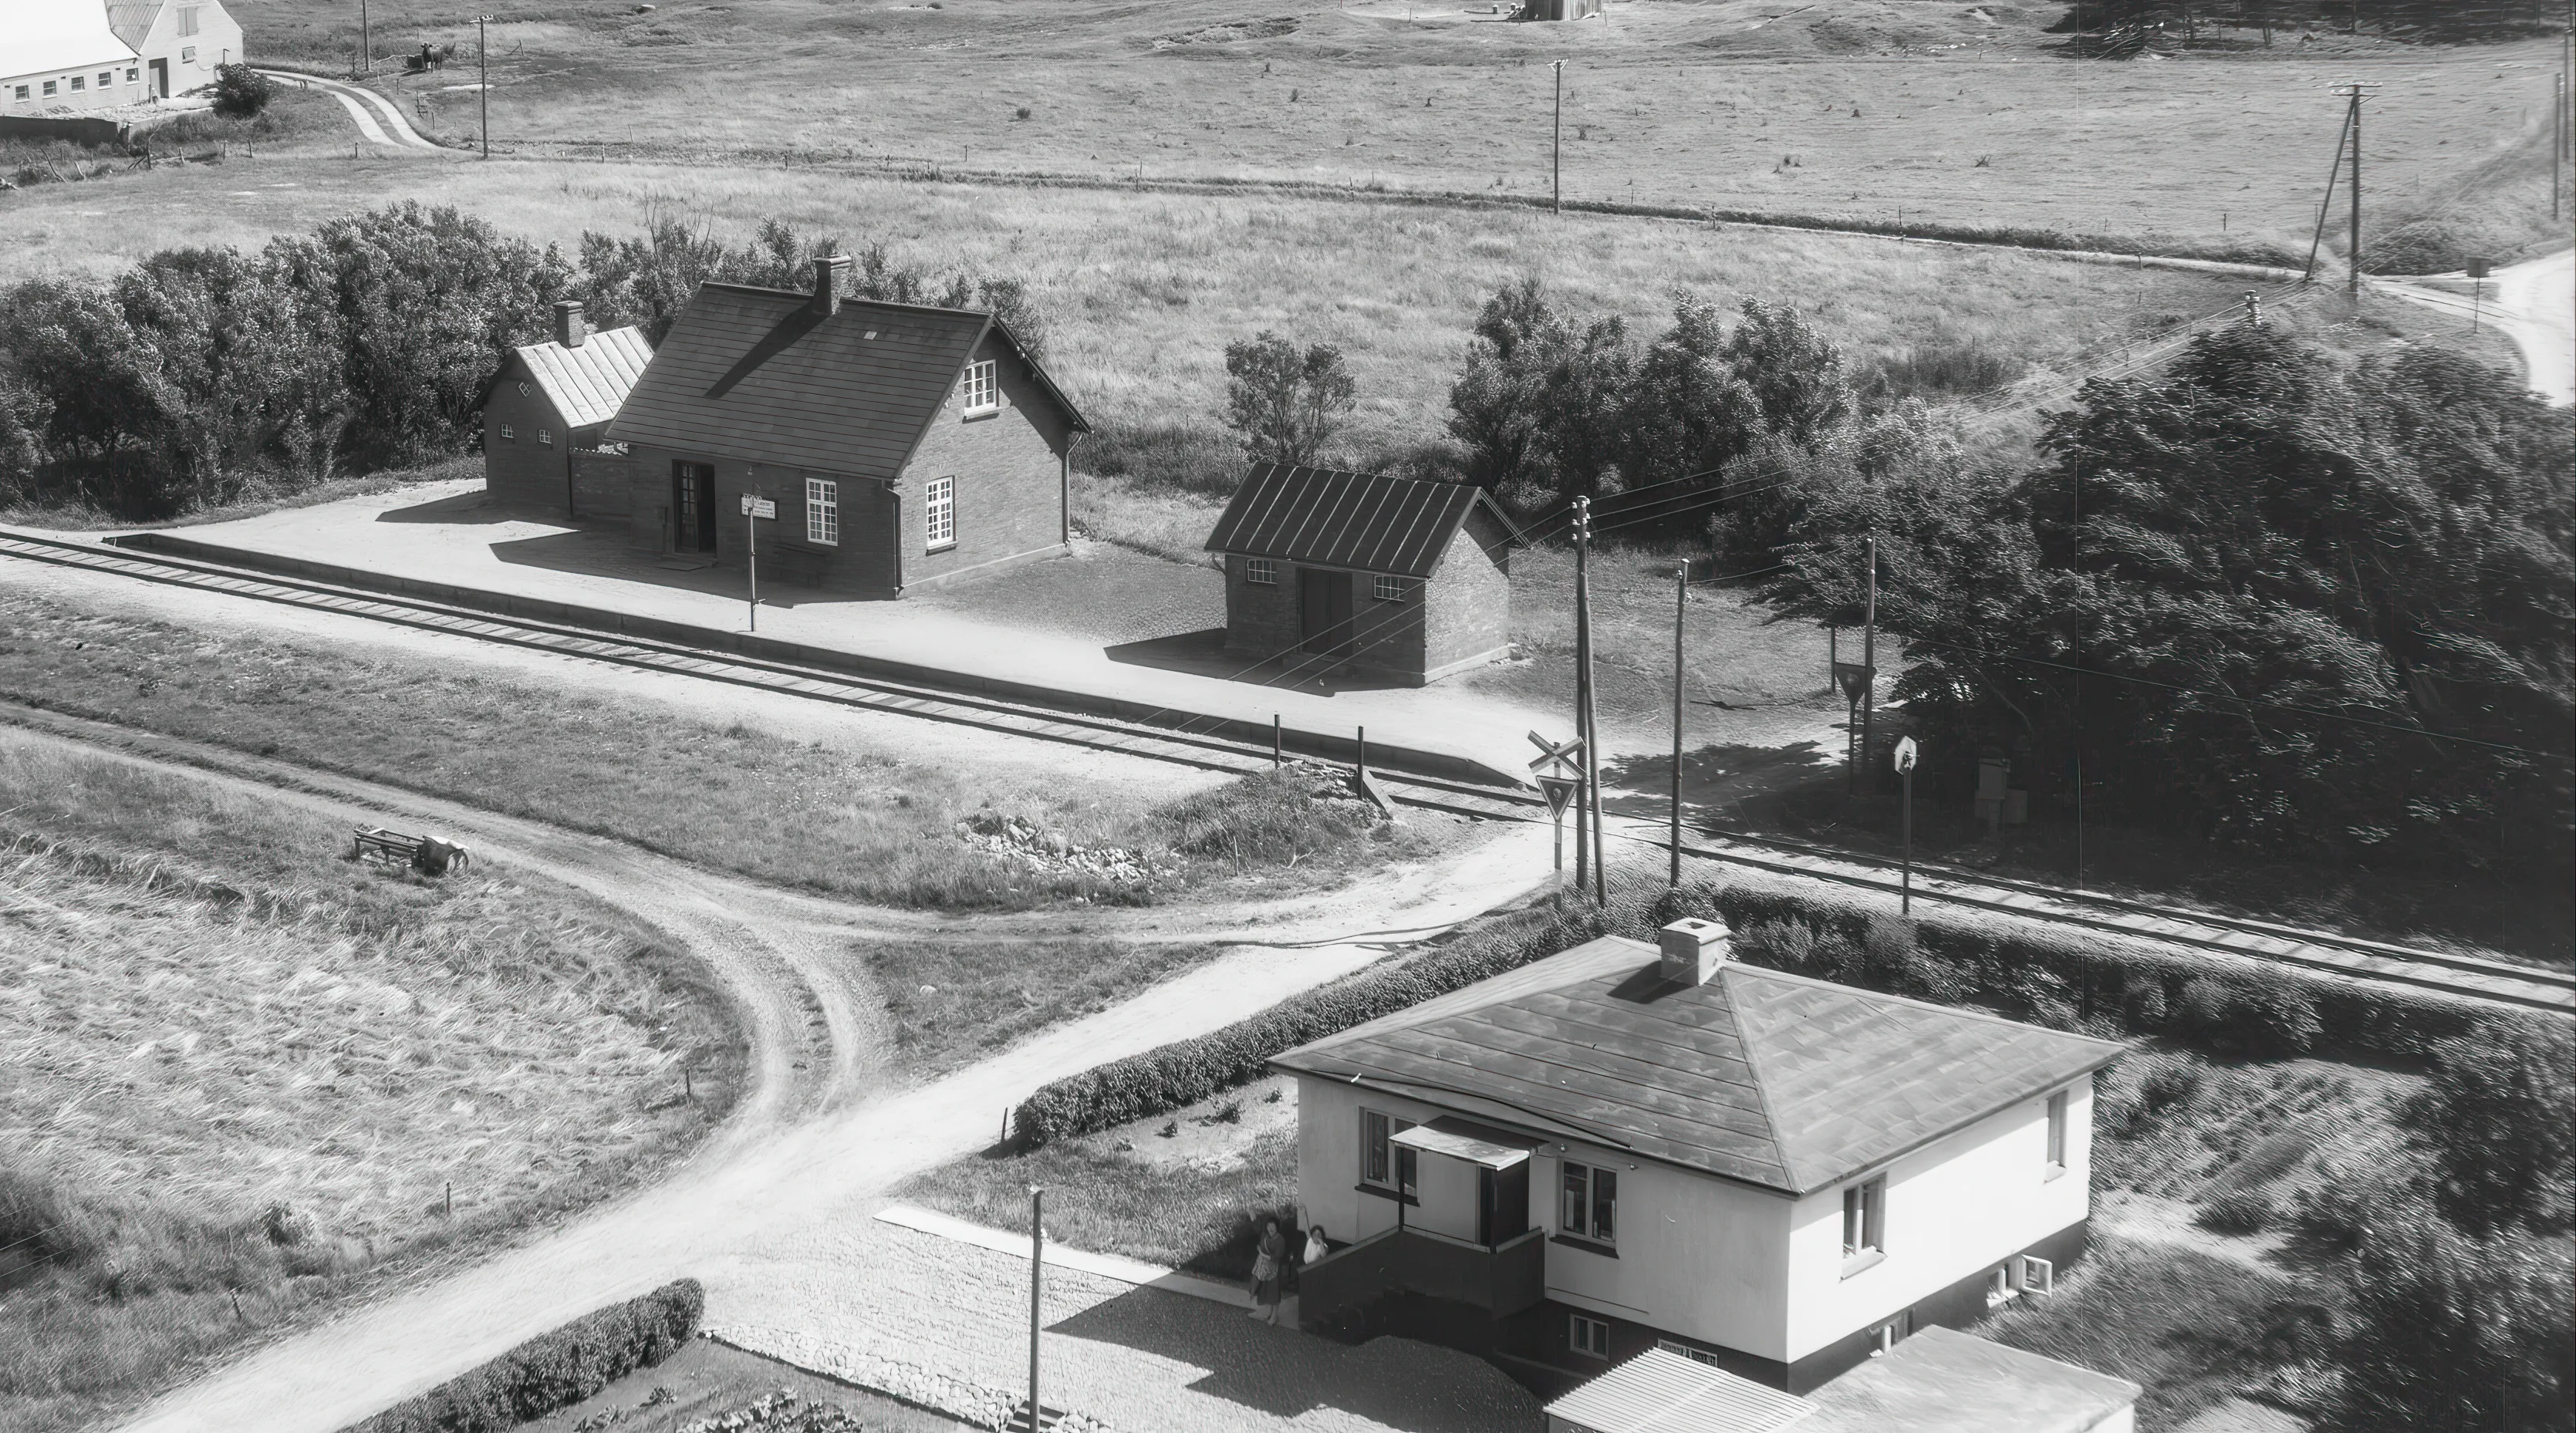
xmin=0 ymin=1 xmax=143 ymax=116
xmin=109 ymin=0 xmax=245 ymax=100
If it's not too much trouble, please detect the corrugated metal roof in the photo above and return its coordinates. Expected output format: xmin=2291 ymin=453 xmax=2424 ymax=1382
xmin=1203 ymin=463 xmax=1521 ymax=578
xmin=603 ymin=284 xmax=1085 ymax=477
xmin=104 ymin=2 xmax=164 ymax=49
xmin=516 ymin=325 xmax=653 ymax=430
xmin=1271 ymin=937 xmax=2125 ymax=1195
xmin=3 ymin=0 xmax=139 ymax=79
xmin=1548 ymin=1348 xmax=1817 ymax=1433
xmin=1803 ymin=1327 xmax=2139 ymax=1433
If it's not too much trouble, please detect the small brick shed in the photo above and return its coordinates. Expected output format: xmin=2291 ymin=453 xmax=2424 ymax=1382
xmin=603 ymin=256 xmax=1089 ymax=597
xmin=1204 ymin=463 xmax=1521 ymax=686
xmin=475 ymin=301 xmax=652 ymax=517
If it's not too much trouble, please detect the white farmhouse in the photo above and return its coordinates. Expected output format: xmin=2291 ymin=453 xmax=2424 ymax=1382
xmin=1273 ymin=919 xmax=2125 ymax=1395
xmin=1 ymin=1 xmax=141 ymax=116
xmin=108 ymin=0 xmax=245 ymax=100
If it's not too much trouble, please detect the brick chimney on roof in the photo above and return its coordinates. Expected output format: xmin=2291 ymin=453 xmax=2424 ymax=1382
xmin=552 ymin=299 xmax=586 ymax=349
xmin=812 ymin=254 xmax=852 ymax=317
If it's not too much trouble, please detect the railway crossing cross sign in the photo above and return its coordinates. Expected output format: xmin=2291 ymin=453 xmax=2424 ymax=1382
xmin=1527 ymin=729 xmax=1584 ymax=780
xmin=1528 ymin=731 xmax=1584 ymax=880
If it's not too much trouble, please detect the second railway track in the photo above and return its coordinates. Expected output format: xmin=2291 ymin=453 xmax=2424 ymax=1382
xmin=4 ymin=526 xmax=2567 ymax=1013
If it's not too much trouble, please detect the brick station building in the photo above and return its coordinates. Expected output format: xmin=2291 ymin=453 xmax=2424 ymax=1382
xmin=1204 ymin=463 xmax=1521 ymax=686
xmin=475 ymin=301 xmax=652 ymax=517
xmin=603 ymin=255 xmax=1089 ymax=595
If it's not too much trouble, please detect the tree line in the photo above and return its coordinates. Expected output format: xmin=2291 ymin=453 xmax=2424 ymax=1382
xmin=0 ymin=204 xmax=1042 ymax=521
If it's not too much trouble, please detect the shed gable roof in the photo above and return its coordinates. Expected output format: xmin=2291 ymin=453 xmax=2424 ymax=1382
xmin=1204 ymin=463 xmax=1521 ymax=579
xmin=512 ymin=325 xmax=653 ymax=430
xmin=1271 ymin=936 xmax=2124 ymax=1195
xmin=104 ymin=2 xmax=165 ymax=49
xmin=5 ymin=0 xmax=139 ymax=77
xmin=603 ymin=283 xmax=1085 ymax=479
xmin=1547 ymin=1348 xmax=1817 ymax=1433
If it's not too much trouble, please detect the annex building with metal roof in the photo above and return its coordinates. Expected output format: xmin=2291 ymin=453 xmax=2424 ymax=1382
xmin=1278 ymin=920 xmax=2125 ymax=1396
xmin=1203 ymin=463 xmax=1522 ymax=686
xmin=477 ymin=302 xmax=654 ymax=518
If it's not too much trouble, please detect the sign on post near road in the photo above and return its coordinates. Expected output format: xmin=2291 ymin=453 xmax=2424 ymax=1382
xmin=741 ymin=495 xmax=777 ymax=520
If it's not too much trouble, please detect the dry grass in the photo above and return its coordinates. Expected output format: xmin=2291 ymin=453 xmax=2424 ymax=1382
xmin=222 ymin=0 xmax=2568 ymax=259
xmin=863 ymin=937 xmax=1229 ymax=1075
xmin=0 ymin=743 xmax=741 ymax=1433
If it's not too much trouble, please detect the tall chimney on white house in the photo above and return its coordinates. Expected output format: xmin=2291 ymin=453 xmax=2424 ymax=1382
xmin=812 ymin=254 xmax=851 ymax=316
xmin=1659 ymin=916 xmax=1731 ymax=986
xmin=552 ymin=299 xmax=586 ymax=349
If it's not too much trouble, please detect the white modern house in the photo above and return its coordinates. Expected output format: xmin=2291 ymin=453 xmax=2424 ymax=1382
xmin=1274 ymin=919 xmax=2125 ymax=1394
xmin=1 ymin=1 xmax=143 ymax=116
xmin=108 ymin=0 xmax=244 ymax=100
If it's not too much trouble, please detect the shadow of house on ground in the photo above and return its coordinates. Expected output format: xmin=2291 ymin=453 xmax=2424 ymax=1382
xmin=1045 ymin=1287 xmax=1545 ymax=1433
xmin=485 ymin=522 xmax=842 ymax=609
xmin=1102 ymin=629 xmax=1416 ymax=697
xmin=373 ymin=487 xmax=528 ymax=525
xmin=1599 ymin=740 xmax=1841 ymax=822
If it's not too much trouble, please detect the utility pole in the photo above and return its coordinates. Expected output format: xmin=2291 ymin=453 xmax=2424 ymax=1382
xmin=477 ymin=16 xmax=492 ymax=159
xmin=1551 ymin=59 xmax=1565 ymax=215
xmin=2331 ymin=83 xmax=2378 ymax=297
xmin=1860 ymin=534 xmax=1878 ymax=798
xmin=1670 ymin=561 xmax=1686 ymax=888
xmin=1573 ymin=495 xmax=1602 ymax=902
xmin=360 ymin=0 xmax=370 ymax=74
xmin=1027 ymin=1186 xmax=1045 ymax=1433
xmin=2556 ymin=70 xmax=2565 ymax=224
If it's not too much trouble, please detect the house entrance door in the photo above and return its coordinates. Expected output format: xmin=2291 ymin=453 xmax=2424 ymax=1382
xmin=149 ymin=59 xmax=167 ymax=96
xmin=673 ymin=462 xmax=716 ymax=553
xmin=1298 ymin=569 xmax=1352 ymax=656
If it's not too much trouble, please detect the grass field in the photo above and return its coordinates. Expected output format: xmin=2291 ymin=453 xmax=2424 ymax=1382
xmin=0 ymin=744 xmax=741 ymax=1433
xmin=515 ymin=1338 xmax=969 ymax=1433
xmin=219 ymin=0 xmax=2571 ymax=262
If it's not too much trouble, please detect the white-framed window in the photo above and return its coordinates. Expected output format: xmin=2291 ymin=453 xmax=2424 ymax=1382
xmin=178 ymin=6 xmax=201 ymax=36
xmin=961 ymin=359 xmax=998 ymax=414
xmin=1569 ymin=1313 xmax=1611 ymax=1360
xmin=498 ymin=423 xmax=515 ymax=441
xmin=806 ymin=478 xmax=839 ymax=546
xmin=1870 ymin=1311 xmax=1911 ymax=1357
xmin=12 ymin=86 xmax=28 ymax=101
xmin=1656 ymin=1339 xmax=1720 ymax=1367
xmin=1373 ymin=574 xmax=1413 ymax=603
xmin=1244 ymin=557 xmax=1278 ymax=585
xmin=43 ymin=80 xmax=58 ymax=97
xmin=1561 ymin=1161 xmax=1616 ymax=1244
xmin=127 ymin=68 xmax=139 ymax=83
xmin=69 ymin=76 xmax=83 ymax=91
xmin=181 ymin=46 xmax=197 ymax=63
xmin=2045 ymin=1091 xmax=2068 ymax=1178
xmin=1987 ymin=1266 xmax=2018 ymax=1308
xmin=537 ymin=428 xmax=554 ymax=447
xmin=1359 ymin=1109 xmax=1417 ymax=1196
xmin=2019 ymin=1255 xmax=2055 ymax=1296
xmin=923 ymin=475 xmax=956 ymax=551
xmin=1842 ymin=1176 xmax=1886 ymax=1263
xmin=98 ymin=72 xmax=113 ymax=88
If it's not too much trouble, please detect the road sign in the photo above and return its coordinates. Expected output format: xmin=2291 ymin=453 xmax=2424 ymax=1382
xmin=1537 ymin=774 xmax=1580 ymax=818
xmin=2466 ymin=258 xmax=2493 ymax=279
xmin=1892 ymin=737 xmax=1918 ymax=774
xmin=741 ymin=495 xmax=777 ymax=520
xmin=1527 ymin=730 xmax=1584 ymax=778
xmin=1832 ymin=662 xmax=1875 ymax=706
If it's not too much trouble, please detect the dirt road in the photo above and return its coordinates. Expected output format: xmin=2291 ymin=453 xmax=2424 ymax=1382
xmin=0 ymin=710 xmax=1551 ymax=1433
xmin=2374 ymin=248 xmax=2575 ymax=406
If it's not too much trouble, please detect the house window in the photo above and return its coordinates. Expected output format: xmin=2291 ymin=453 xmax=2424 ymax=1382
xmin=127 ymin=69 xmax=139 ymax=83
xmin=178 ymin=6 xmax=202 ymax=36
xmin=806 ymin=478 xmax=839 ymax=546
xmin=1373 ymin=575 xmax=1413 ymax=603
xmin=537 ymin=428 xmax=554 ymax=447
xmin=2045 ymin=1091 xmax=2068 ymax=1178
xmin=43 ymin=81 xmax=58 ymax=97
xmin=1244 ymin=558 xmax=1277 ymax=585
xmin=2019 ymin=1255 xmax=2055 ymax=1296
xmin=181 ymin=46 xmax=197 ymax=63
xmin=1656 ymin=1339 xmax=1720 ymax=1367
xmin=12 ymin=86 xmax=28 ymax=100
xmin=69 ymin=76 xmax=83 ymax=92
xmin=1561 ymin=1162 xmax=1615 ymax=1244
xmin=1986 ymin=1266 xmax=2018 ymax=1308
xmin=1842 ymin=1176 xmax=1886 ymax=1263
xmin=498 ymin=423 xmax=515 ymax=442
xmin=1569 ymin=1313 xmax=1611 ymax=1360
xmin=1359 ymin=1109 xmax=1416 ymax=1197
xmin=100 ymin=73 xmax=114 ymax=89
xmin=923 ymin=475 xmax=956 ymax=551
xmin=961 ymin=359 xmax=998 ymax=414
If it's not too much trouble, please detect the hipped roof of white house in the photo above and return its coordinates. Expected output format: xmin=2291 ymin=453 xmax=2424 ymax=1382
xmin=1270 ymin=935 xmax=2125 ymax=1195
xmin=2 ymin=0 xmax=140 ymax=79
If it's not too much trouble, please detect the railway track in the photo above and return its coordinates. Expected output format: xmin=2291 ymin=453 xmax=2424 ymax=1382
xmin=5 ymin=526 xmax=2568 ymax=1013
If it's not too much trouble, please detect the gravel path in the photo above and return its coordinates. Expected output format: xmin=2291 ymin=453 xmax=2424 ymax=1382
xmin=725 ymin=1217 xmax=1544 ymax=1433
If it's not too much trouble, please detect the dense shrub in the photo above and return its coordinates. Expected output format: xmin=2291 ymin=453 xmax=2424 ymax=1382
xmin=341 ymin=1279 xmax=703 ymax=1433
xmin=210 ymin=63 xmax=275 ymax=119
xmin=2196 ymin=1187 xmax=2276 ymax=1235
xmin=2405 ymin=1016 xmax=2576 ymax=1236
xmin=2333 ymin=1214 xmax=2574 ymax=1433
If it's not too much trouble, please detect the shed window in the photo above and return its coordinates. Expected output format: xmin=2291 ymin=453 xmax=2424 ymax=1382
xmin=1561 ymin=1162 xmax=1615 ymax=1244
xmin=806 ymin=478 xmax=839 ymax=546
xmin=42 ymin=81 xmax=57 ymax=96
xmin=537 ymin=428 xmax=553 ymax=447
xmin=99 ymin=72 xmax=114 ymax=89
xmin=2045 ymin=1091 xmax=2068 ymax=1178
xmin=178 ymin=6 xmax=202 ymax=36
xmin=1244 ymin=558 xmax=1277 ymax=585
xmin=1373 ymin=574 xmax=1413 ymax=603
xmin=1359 ymin=1109 xmax=1416 ymax=1196
xmin=12 ymin=86 xmax=27 ymax=101
xmin=961 ymin=359 xmax=998 ymax=414
xmin=1569 ymin=1313 xmax=1611 ymax=1360
xmin=1842 ymin=1176 xmax=1886 ymax=1262
xmin=181 ymin=46 xmax=196 ymax=63
xmin=127 ymin=69 xmax=139 ymax=82
xmin=498 ymin=423 xmax=515 ymax=441
xmin=69 ymin=76 xmax=83 ymax=91
xmin=923 ymin=475 xmax=956 ymax=551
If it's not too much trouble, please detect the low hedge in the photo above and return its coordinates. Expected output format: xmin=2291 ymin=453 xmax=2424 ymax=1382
xmin=340 ymin=1278 xmax=704 ymax=1433
xmin=1012 ymin=875 xmax=2494 ymax=1146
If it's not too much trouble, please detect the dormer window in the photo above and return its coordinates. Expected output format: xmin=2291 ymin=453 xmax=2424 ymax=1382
xmin=961 ymin=359 xmax=998 ymax=415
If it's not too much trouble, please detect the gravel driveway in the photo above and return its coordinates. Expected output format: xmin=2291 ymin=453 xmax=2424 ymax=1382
xmin=727 ymin=1215 xmax=1545 ymax=1433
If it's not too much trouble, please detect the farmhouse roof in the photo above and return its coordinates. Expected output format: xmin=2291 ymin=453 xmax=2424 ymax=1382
xmin=1546 ymin=1347 xmax=1817 ymax=1433
xmin=104 ymin=2 xmax=169 ymax=49
xmin=1204 ymin=463 xmax=1522 ymax=579
xmin=603 ymin=283 xmax=1087 ymax=478
xmin=3 ymin=0 xmax=139 ymax=79
xmin=1269 ymin=936 xmax=2125 ymax=1196
xmin=495 ymin=325 xmax=653 ymax=431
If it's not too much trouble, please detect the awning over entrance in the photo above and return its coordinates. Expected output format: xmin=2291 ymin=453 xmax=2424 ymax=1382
xmin=1390 ymin=1116 xmax=1541 ymax=1170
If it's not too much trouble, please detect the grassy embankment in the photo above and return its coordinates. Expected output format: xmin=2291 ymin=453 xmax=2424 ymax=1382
xmin=0 ymin=83 xmax=347 ymax=187
xmin=0 ymin=743 xmax=743 ymax=1433
xmin=222 ymin=0 xmax=2568 ymax=262
xmin=0 ymin=588 xmax=1427 ymax=909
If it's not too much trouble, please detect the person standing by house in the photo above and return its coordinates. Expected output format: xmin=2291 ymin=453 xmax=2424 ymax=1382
xmin=1250 ymin=1219 xmax=1288 ymax=1324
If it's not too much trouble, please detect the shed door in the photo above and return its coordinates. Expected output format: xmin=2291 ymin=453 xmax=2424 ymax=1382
xmin=1299 ymin=569 xmax=1353 ymax=656
xmin=673 ymin=461 xmax=716 ymax=553
xmin=150 ymin=59 xmax=167 ymax=96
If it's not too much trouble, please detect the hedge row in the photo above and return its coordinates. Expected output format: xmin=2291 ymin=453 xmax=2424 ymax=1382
xmin=1012 ymin=876 xmax=2496 ymax=1146
xmin=340 ymin=1279 xmax=704 ymax=1433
